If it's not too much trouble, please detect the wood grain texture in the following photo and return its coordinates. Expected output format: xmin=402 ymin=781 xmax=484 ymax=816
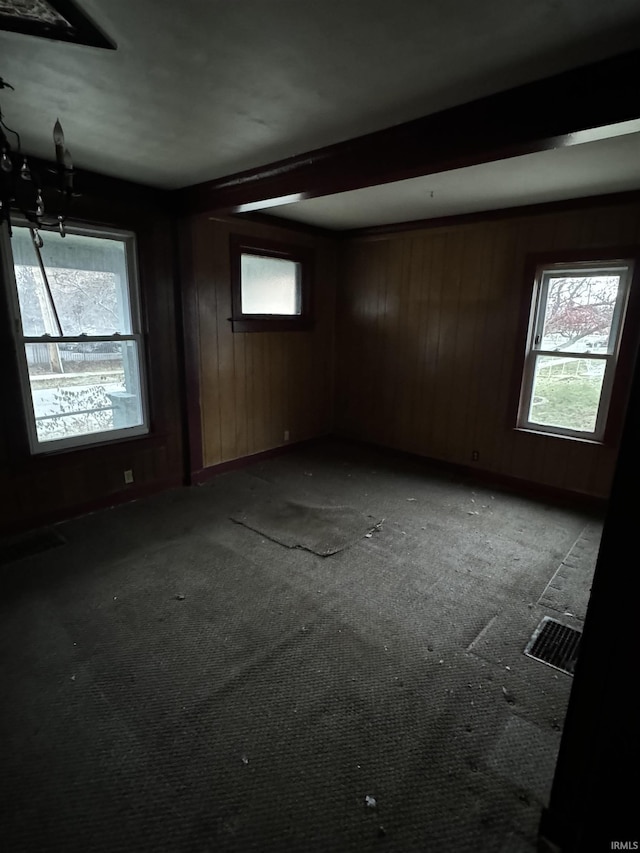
xmin=336 ymin=200 xmax=640 ymax=498
xmin=185 ymin=216 xmax=336 ymax=471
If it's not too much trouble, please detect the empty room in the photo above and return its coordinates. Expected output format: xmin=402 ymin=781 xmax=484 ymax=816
xmin=1 ymin=2 xmax=639 ymax=852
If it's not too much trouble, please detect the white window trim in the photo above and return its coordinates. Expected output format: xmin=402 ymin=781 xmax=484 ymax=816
xmin=1 ymin=219 xmax=150 ymax=454
xmin=517 ymin=259 xmax=633 ymax=442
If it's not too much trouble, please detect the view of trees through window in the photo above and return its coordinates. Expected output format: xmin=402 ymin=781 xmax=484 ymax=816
xmin=540 ymin=275 xmax=618 ymax=352
xmin=524 ymin=267 xmax=629 ymax=436
xmin=16 ymin=264 xmax=122 ymax=338
xmin=10 ymin=226 xmax=145 ymax=448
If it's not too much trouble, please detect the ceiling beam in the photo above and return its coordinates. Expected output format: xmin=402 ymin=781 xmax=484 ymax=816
xmin=176 ymin=48 xmax=640 ymax=216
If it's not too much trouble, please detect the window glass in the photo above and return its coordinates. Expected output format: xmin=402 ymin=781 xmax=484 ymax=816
xmin=528 ymin=355 xmax=606 ymax=432
xmin=26 ymin=340 xmax=144 ymax=444
xmin=12 ymin=227 xmax=132 ymax=336
xmin=240 ymin=254 xmax=301 ymax=315
xmin=4 ymin=224 xmax=148 ymax=452
xmin=518 ymin=258 xmax=633 ymax=441
xmin=539 ymin=273 xmax=621 ymax=354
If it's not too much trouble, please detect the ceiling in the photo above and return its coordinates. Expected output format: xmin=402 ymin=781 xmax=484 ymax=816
xmin=2 ymin=0 xmax=640 ymax=227
xmin=268 ymin=128 xmax=640 ymax=230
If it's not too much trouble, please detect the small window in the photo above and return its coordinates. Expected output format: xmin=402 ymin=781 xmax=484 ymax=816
xmin=1 ymin=222 xmax=149 ymax=453
xmin=517 ymin=257 xmax=634 ymax=441
xmin=230 ymin=235 xmax=313 ymax=332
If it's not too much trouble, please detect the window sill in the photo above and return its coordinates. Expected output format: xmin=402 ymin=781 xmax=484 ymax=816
xmin=9 ymin=429 xmax=168 ymax=473
xmin=514 ymin=427 xmax=603 ymax=446
xmin=231 ymin=317 xmax=314 ymax=333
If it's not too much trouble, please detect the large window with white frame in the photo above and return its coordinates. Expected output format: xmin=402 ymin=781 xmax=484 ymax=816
xmin=1 ymin=221 xmax=149 ymax=453
xmin=517 ymin=257 xmax=634 ymax=441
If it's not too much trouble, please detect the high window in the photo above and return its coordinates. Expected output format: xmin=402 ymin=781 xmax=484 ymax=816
xmin=517 ymin=256 xmax=635 ymax=441
xmin=1 ymin=222 xmax=148 ymax=453
xmin=229 ymin=235 xmax=313 ymax=332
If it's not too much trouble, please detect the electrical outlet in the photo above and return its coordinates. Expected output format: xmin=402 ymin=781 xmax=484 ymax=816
xmin=471 ymin=450 xmax=479 ymax=462
xmin=124 ymin=469 xmax=134 ymax=484
xmin=284 ymin=430 xmax=290 ymax=441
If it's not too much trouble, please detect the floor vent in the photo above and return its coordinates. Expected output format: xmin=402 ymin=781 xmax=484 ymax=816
xmin=524 ymin=616 xmax=582 ymax=675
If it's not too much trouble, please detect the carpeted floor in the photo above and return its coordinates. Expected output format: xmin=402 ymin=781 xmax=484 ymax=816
xmin=230 ymin=497 xmax=382 ymax=555
xmin=0 ymin=440 xmax=602 ymax=852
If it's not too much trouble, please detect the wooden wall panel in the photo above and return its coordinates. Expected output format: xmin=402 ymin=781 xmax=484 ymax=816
xmin=337 ymin=200 xmax=640 ymax=498
xmin=0 ymin=199 xmax=185 ymax=534
xmin=184 ymin=216 xmax=336 ymax=471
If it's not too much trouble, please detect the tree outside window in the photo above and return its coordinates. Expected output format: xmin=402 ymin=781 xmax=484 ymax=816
xmin=517 ymin=258 xmax=635 ymax=441
xmin=2 ymin=223 xmax=148 ymax=453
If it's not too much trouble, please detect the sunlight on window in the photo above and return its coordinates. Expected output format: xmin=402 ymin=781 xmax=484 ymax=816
xmin=518 ymin=261 xmax=632 ymax=441
xmin=12 ymin=228 xmax=131 ymax=336
xmin=528 ymin=356 xmax=606 ymax=432
xmin=540 ymin=275 xmax=620 ymax=353
xmin=241 ymin=254 xmax=301 ymax=315
xmin=26 ymin=341 xmax=144 ymax=443
xmin=7 ymin=225 xmax=147 ymax=451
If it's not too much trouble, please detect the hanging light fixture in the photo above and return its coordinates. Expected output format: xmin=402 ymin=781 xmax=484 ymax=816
xmin=0 ymin=76 xmax=75 ymax=243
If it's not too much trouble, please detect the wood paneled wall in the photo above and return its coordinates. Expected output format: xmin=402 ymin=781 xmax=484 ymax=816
xmin=0 ymin=192 xmax=184 ymax=534
xmin=182 ymin=216 xmax=336 ymax=472
xmin=4 ymin=187 xmax=636 ymax=533
xmin=336 ymin=200 xmax=640 ymax=498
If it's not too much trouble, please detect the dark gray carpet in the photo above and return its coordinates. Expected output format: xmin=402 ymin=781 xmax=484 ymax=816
xmin=0 ymin=526 xmax=65 ymax=566
xmin=0 ymin=439 xmax=603 ymax=853
xmin=538 ymin=521 xmax=601 ymax=620
xmin=230 ymin=498 xmax=382 ymax=555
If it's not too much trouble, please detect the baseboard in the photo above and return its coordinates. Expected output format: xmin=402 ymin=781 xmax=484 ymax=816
xmin=191 ymin=435 xmax=329 ymax=484
xmin=4 ymin=433 xmax=605 ymax=537
xmin=4 ymin=436 xmax=327 ymax=535
xmin=1 ymin=477 xmax=184 ymax=538
xmin=331 ymin=434 xmax=608 ymax=513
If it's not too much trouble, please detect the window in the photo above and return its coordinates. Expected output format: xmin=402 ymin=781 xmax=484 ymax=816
xmin=1 ymin=222 xmax=148 ymax=453
xmin=517 ymin=256 xmax=635 ymax=441
xmin=230 ymin=235 xmax=313 ymax=332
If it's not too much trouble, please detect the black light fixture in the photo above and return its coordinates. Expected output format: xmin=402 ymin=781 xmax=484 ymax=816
xmin=0 ymin=1 xmax=115 ymax=50
xmin=0 ymin=76 xmax=75 ymax=242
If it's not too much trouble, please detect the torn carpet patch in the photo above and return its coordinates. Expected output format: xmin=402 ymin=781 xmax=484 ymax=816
xmin=230 ymin=499 xmax=382 ymax=556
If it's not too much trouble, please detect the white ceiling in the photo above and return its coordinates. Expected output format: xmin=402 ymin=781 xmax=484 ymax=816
xmin=268 ymin=128 xmax=640 ymax=230
xmin=1 ymin=0 xmax=640 ymax=193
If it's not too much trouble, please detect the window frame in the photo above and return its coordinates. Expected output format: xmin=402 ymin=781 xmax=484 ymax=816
xmin=1 ymin=218 xmax=150 ymax=455
xmin=229 ymin=234 xmax=314 ymax=333
xmin=514 ymin=249 xmax=640 ymax=444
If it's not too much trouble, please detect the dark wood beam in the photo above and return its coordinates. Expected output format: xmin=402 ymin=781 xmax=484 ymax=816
xmin=176 ymin=48 xmax=640 ymax=216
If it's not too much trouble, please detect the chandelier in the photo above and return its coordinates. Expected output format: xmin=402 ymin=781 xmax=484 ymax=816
xmin=0 ymin=76 xmax=75 ymax=244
